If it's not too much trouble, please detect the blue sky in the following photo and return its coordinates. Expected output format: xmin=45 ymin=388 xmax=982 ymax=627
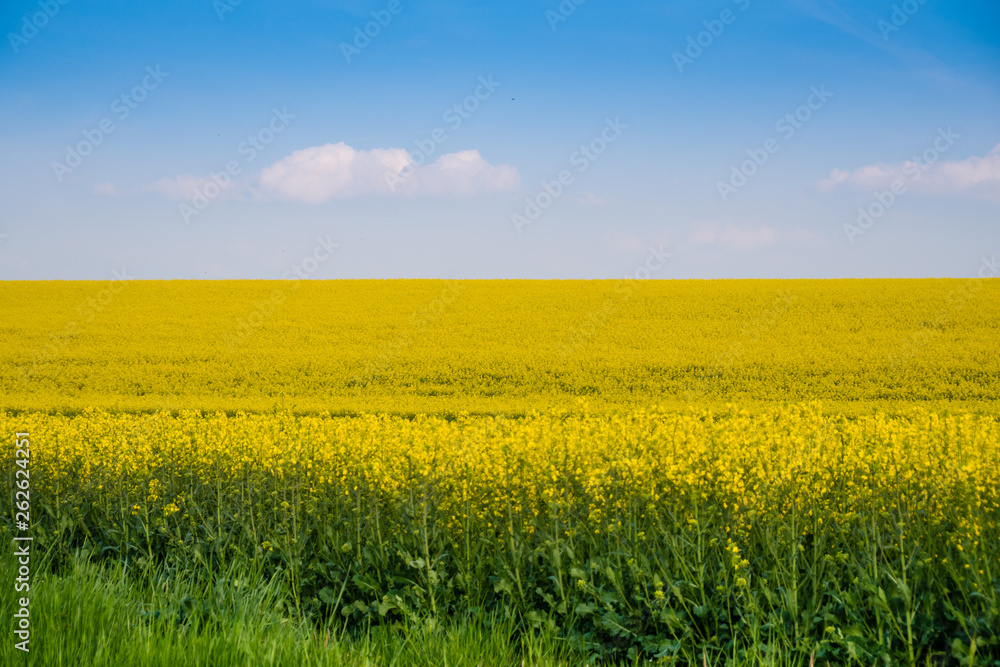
xmin=1 ymin=0 xmax=998 ymax=280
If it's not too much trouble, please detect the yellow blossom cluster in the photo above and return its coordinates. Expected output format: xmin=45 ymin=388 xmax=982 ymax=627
xmin=4 ymin=404 xmax=997 ymax=549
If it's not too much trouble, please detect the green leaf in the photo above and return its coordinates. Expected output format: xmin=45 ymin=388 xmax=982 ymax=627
xmin=600 ymin=611 xmax=630 ymax=637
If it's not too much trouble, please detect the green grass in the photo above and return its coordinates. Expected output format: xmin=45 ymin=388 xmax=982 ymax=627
xmin=0 ymin=553 xmax=591 ymax=667
xmin=7 ymin=552 xmax=911 ymax=667
xmin=5 ymin=508 xmax=998 ymax=666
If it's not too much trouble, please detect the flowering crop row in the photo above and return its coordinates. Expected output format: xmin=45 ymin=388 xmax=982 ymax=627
xmin=3 ymin=405 xmax=998 ymax=662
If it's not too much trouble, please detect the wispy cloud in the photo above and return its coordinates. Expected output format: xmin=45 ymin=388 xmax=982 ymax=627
xmin=690 ymin=223 xmax=777 ymax=250
xmin=792 ymin=0 xmax=883 ymax=49
xmin=145 ymin=174 xmax=226 ymax=201
xmin=580 ymin=192 xmax=607 ymax=206
xmin=820 ymin=143 xmax=1000 ymax=199
xmin=613 ymin=233 xmax=644 ymax=255
xmin=790 ymin=0 xmax=958 ymax=85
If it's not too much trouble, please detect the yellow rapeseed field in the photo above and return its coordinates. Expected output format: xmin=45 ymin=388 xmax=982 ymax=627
xmin=2 ymin=279 xmax=998 ymax=663
xmin=2 ymin=278 xmax=998 ymax=414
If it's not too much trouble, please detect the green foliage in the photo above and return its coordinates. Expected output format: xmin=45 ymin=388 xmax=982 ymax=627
xmin=0 ymin=554 xmax=584 ymax=666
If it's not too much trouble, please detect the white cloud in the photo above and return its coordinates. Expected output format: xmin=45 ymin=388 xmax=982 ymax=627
xmin=146 ymin=142 xmax=519 ymax=206
xmin=256 ymin=143 xmax=407 ymax=202
xmin=690 ymin=224 xmax=777 ymax=250
xmin=580 ymin=192 xmax=607 ymax=206
xmin=93 ymin=182 xmax=118 ymax=197
xmin=820 ymin=143 xmax=1000 ymax=199
xmin=257 ymin=142 xmax=518 ymax=202
xmin=413 ymin=149 xmax=520 ymax=197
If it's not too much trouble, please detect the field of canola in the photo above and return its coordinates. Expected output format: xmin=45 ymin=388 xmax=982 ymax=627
xmin=2 ymin=279 xmax=999 ymax=415
xmin=2 ymin=279 xmax=999 ymax=665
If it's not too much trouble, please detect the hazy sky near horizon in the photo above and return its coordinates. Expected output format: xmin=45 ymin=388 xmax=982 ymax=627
xmin=1 ymin=0 xmax=998 ymax=280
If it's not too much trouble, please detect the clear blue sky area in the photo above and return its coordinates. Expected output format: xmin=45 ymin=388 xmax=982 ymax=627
xmin=1 ymin=0 xmax=998 ymax=279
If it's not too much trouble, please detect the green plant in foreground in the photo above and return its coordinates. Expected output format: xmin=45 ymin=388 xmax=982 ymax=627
xmin=3 ymin=406 xmax=999 ymax=664
xmin=0 ymin=553 xmax=589 ymax=667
